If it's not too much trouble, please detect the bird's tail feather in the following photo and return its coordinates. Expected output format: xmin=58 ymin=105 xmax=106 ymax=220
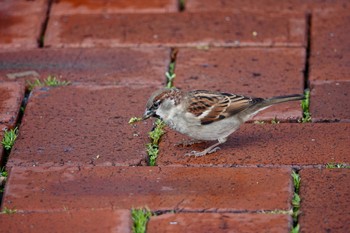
xmin=264 ymin=94 xmax=305 ymax=106
xmin=241 ymin=94 xmax=305 ymax=119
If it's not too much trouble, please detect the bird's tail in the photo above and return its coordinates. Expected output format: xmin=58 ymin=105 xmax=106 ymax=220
xmin=241 ymin=94 xmax=305 ymax=120
xmin=263 ymin=94 xmax=305 ymax=106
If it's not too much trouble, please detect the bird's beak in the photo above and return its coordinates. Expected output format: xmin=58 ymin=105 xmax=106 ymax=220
xmin=142 ymin=109 xmax=153 ymax=120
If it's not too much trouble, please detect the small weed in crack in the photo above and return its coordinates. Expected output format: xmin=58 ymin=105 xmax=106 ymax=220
xmin=291 ymin=170 xmax=301 ymax=233
xmin=299 ymin=89 xmax=311 ymax=123
xmin=147 ymin=119 xmax=166 ymax=166
xmin=131 ymin=207 xmax=153 ymax=233
xmin=1 ymin=127 xmax=18 ymax=151
xmin=326 ymin=163 xmax=350 ymax=169
xmin=165 ymin=48 xmax=178 ymax=88
xmin=27 ymin=75 xmax=71 ymax=91
xmin=1 ymin=207 xmax=17 ymax=214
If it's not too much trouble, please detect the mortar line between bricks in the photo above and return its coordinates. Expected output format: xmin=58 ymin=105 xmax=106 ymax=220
xmin=0 ymin=88 xmax=31 ymax=206
xmin=303 ymin=13 xmax=312 ymax=90
xmin=158 ymin=164 xmax=326 ymax=169
xmin=38 ymin=0 xmax=54 ymax=48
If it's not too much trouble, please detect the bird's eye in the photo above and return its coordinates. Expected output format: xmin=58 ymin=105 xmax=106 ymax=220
xmin=153 ymin=100 xmax=161 ymax=108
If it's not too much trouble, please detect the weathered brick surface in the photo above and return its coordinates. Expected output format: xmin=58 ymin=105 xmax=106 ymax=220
xmin=1 ymin=1 xmax=349 ymax=232
xmin=0 ymin=0 xmax=47 ymax=49
xmin=0 ymin=82 xmax=25 ymax=130
xmin=3 ymin=166 xmax=292 ymax=212
xmin=310 ymin=12 xmax=350 ymax=82
xmin=299 ymin=169 xmax=350 ymax=233
xmin=175 ymin=47 xmax=305 ymax=121
xmin=309 ymin=12 xmax=350 ymax=124
xmin=0 ymin=209 xmax=131 ymax=233
xmin=185 ymin=0 xmax=350 ymax=13
xmin=45 ymin=12 xmax=306 ymax=48
xmin=51 ymin=0 xmax=178 ymax=15
xmin=148 ymin=213 xmax=291 ymax=233
xmin=7 ymin=85 xmax=153 ymax=167
xmin=157 ymin=123 xmax=350 ymax=166
xmin=310 ymin=81 xmax=350 ymax=122
xmin=0 ymin=48 xmax=169 ymax=86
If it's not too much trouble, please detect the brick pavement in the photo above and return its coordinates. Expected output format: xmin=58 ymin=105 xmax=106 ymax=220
xmin=0 ymin=1 xmax=349 ymax=232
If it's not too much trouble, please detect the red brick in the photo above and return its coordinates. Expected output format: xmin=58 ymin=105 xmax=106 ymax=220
xmin=45 ymin=12 xmax=306 ymax=48
xmin=310 ymin=12 xmax=350 ymax=82
xmin=185 ymin=0 xmax=350 ymax=13
xmin=7 ymin=85 xmax=154 ymax=167
xmin=299 ymin=169 xmax=350 ymax=233
xmin=3 ymin=166 xmax=293 ymax=212
xmin=310 ymin=81 xmax=350 ymax=122
xmin=0 ymin=0 xmax=48 ymax=49
xmin=148 ymin=213 xmax=291 ymax=233
xmin=175 ymin=48 xmax=305 ymax=121
xmin=0 ymin=48 xmax=169 ymax=86
xmin=157 ymin=123 xmax=350 ymax=166
xmin=0 ymin=209 xmax=131 ymax=233
xmin=51 ymin=0 xmax=178 ymax=15
xmin=0 ymin=82 xmax=25 ymax=130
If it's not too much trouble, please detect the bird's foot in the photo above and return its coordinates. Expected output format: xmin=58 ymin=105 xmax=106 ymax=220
xmin=185 ymin=147 xmax=221 ymax=157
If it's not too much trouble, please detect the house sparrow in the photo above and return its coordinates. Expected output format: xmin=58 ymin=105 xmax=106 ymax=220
xmin=143 ymin=88 xmax=304 ymax=156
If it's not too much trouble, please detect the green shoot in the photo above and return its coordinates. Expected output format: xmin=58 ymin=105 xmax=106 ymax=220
xmin=326 ymin=163 xmax=350 ymax=169
xmin=149 ymin=119 xmax=165 ymax=145
xmin=271 ymin=117 xmax=280 ymax=124
xmin=131 ymin=207 xmax=152 ymax=233
xmin=290 ymin=224 xmax=300 ymax=233
xmin=291 ymin=171 xmax=301 ymax=193
xmin=291 ymin=170 xmax=301 ymax=228
xmin=146 ymin=143 xmax=159 ymax=166
xmin=0 ymin=167 xmax=7 ymax=193
xmin=165 ymin=48 xmax=178 ymax=88
xmin=28 ymin=75 xmax=71 ymax=91
xmin=165 ymin=71 xmax=176 ymax=88
xmin=300 ymin=89 xmax=311 ymax=123
xmin=146 ymin=119 xmax=166 ymax=166
xmin=1 ymin=207 xmax=17 ymax=214
xmin=291 ymin=192 xmax=300 ymax=220
xmin=129 ymin=117 xmax=142 ymax=124
xmin=1 ymin=127 xmax=18 ymax=150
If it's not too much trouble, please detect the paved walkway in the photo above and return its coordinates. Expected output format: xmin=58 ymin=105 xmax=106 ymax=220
xmin=0 ymin=1 xmax=349 ymax=232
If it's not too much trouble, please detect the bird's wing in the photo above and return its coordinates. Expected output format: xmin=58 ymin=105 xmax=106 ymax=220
xmin=187 ymin=90 xmax=262 ymax=125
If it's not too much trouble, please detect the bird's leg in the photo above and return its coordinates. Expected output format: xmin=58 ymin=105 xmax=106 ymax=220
xmin=185 ymin=138 xmax=227 ymax=157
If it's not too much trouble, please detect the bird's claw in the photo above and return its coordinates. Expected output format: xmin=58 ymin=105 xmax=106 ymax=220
xmin=185 ymin=147 xmax=221 ymax=157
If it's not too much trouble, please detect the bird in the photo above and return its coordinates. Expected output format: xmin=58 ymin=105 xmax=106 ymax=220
xmin=142 ymin=88 xmax=304 ymax=157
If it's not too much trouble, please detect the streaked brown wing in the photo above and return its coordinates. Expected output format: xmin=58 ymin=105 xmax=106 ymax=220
xmin=187 ymin=90 xmax=261 ymax=125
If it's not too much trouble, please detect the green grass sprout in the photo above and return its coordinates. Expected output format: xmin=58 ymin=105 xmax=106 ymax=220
xmin=165 ymin=48 xmax=178 ymax=88
xmin=1 ymin=127 xmax=18 ymax=150
xmin=1 ymin=207 xmax=17 ymax=214
xmin=146 ymin=119 xmax=166 ymax=166
xmin=290 ymin=224 xmax=300 ymax=233
xmin=291 ymin=171 xmax=301 ymax=193
xmin=300 ymin=89 xmax=311 ymax=123
xmin=271 ymin=117 xmax=280 ymax=124
xmin=291 ymin=170 xmax=301 ymax=230
xmin=28 ymin=75 xmax=71 ymax=91
xmin=131 ymin=207 xmax=152 ymax=233
xmin=129 ymin=117 xmax=142 ymax=124
xmin=326 ymin=163 xmax=350 ymax=169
